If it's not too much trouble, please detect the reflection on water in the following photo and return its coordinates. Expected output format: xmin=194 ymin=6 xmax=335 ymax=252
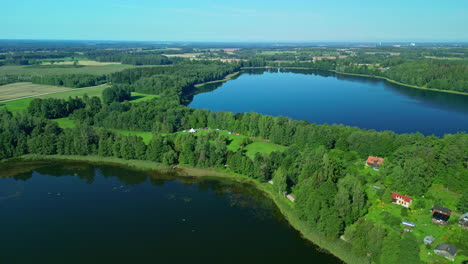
xmin=0 ymin=160 xmax=341 ymax=264
xmin=190 ymin=68 xmax=468 ymax=135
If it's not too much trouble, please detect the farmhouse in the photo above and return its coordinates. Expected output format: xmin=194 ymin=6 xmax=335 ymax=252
xmin=431 ymin=205 xmax=451 ymax=225
xmin=459 ymin=213 xmax=468 ymax=229
xmin=392 ymin=192 xmax=412 ymax=208
xmin=366 ymin=156 xmax=384 ymax=168
xmin=434 ymin=243 xmax=458 ymax=261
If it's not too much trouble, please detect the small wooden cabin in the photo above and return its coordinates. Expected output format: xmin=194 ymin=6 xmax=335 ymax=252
xmin=366 ymin=156 xmax=384 ymax=168
xmin=392 ymin=192 xmax=413 ymax=208
xmin=431 ymin=205 xmax=451 ymax=225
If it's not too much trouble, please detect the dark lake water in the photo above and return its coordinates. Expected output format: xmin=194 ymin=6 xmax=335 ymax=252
xmin=0 ymin=161 xmax=341 ymax=264
xmin=189 ymin=69 xmax=468 ymax=136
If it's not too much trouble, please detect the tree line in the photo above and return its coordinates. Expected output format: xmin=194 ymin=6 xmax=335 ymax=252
xmin=1 ymin=60 xmax=466 ymax=263
xmin=31 ymin=74 xmax=107 ymax=88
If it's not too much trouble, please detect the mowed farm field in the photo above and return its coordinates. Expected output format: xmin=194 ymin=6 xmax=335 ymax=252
xmin=0 ymin=64 xmax=136 ymax=77
xmin=0 ymin=82 xmax=72 ymax=101
xmin=0 ymin=63 xmax=148 ymax=110
xmin=0 ymin=84 xmax=110 ymax=112
xmin=42 ymin=60 xmax=122 ymax=66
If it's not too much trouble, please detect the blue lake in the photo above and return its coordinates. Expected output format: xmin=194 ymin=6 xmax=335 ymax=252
xmin=189 ymin=69 xmax=468 ymax=136
xmin=0 ymin=161 xmax=341 ymax=264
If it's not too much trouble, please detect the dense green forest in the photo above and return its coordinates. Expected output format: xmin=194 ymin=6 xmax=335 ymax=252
xmin=30 ymin=74 xmax=107 ymax=88
xmin=1 ymin=40 xmax=467 ymax=93
xmin=1 ymin=59 xmax=466 ymax=263
xmin=85 ymin=51 xmax=176 ymax=65
xmin=0 ymin=40 xmax=467 ymax=263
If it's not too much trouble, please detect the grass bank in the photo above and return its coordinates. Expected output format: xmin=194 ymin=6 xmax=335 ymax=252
xmin=14 ymin=154 xmax=368 ymax=264
xmin=194 ymin=71 xmax=241 ymax=88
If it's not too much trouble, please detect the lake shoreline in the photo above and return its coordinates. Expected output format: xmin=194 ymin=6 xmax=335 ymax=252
xmin=194 ymin=71 xmax=242 ymax=88
xmin=8 ymin=154 xmax=368 ymax=264
xmin=241 ymin=67 xmax=468 ymax=96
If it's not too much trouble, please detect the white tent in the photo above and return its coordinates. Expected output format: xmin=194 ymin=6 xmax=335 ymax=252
xmin=189 ymin=128 xmax=197 ymax=133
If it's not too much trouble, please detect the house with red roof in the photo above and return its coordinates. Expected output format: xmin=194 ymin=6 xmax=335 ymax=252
xmin=392 ymin=192 xmax=413 ymax=208
xmin=366 ymin=156 xmax=384 ymax=168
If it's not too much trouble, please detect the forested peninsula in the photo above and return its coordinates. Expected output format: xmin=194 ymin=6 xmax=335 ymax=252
xmin=1 ymin=59 xmax=467 ymax=263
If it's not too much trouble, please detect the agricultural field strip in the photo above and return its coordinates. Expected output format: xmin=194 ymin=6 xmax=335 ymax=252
xmin=0 ymin=83 xmax=108 ymax=103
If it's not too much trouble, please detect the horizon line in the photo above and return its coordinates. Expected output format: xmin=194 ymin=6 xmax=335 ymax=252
xmin=1 ymin=38 xmax=468 ymax=44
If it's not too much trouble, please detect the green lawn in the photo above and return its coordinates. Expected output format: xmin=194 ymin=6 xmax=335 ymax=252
xmin=54 ymin=117 xmax=76 ymax=129
xmin=114 ymin=130 xmax=153 ymax=144
xmin=245 ymin=141 xmax=287 ymax=158
xmin=129 ymin=92 xmax=160 ymax=103
xmin=0 ymin=84 xmax=110 ymax=112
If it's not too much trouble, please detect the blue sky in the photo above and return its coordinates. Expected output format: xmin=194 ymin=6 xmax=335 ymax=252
xmin=2 ymin=0 xmax=468 ymax=42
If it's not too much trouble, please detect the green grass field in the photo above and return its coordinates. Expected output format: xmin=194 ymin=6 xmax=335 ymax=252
xmin=245 ymin=141 xmax=287 ymax=158
xmin=0 ymin=88 xmax=160 ymax=112
xmin=54 ymin=117 xmax=77 ymax=129
xmin=0 ymin=82 xmax=72 ymax=101
xmin=0 ymin=64 xmax=136 ymax=76
xmin=113 ymin=130 xmax=154 ymax=144
xmin=129 ymin=92 xmax=160 ymax=103
xmin=0 ymin=84 xmax=110 ymax=112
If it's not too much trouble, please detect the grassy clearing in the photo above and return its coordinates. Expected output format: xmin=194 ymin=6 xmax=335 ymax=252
xmin=129 ymin=92 xmax=160 ymax=103
xmin=0 ymin=84 xmax=110 ymax=112
xmin=54 ymin=117 xmax=76 ymax=129
xmin=114 ymin=130 xmax=153 ymax=144
xmin=0 ymin=82 xmax=71 ymax=101
xmin=245 ymin=141 xmax=287 ymax=158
